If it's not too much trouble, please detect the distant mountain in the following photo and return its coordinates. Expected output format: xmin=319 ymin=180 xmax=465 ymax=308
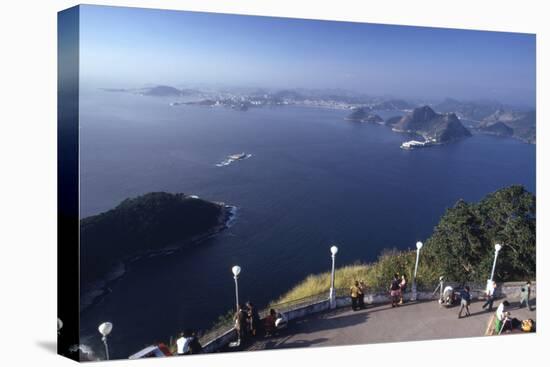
xmin=345 ymin=108 xmax=383 ymax=124
xmin=434 ymin=98 xmax=503 ymax=122
xmin=142 ymin=85 xmax=184 ymax=97
xmin=345 ymin=107 xmax=371 ymax=121
xmin=80 ymin=192 xmax=231 ymax=285
xmin=392 ymin=106 xmax=471 ymax=143
xmin=385 ymin=116 xmax=403 ymax=126
xmin=371 ymin=99 xmax=414 ymax=111
xmin=480 ymin=109 xmax=536 ymax=143
xmin=478 ymin=121 xmax=514 ymax=137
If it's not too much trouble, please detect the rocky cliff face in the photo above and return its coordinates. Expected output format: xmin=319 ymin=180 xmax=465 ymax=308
xmin=480 ymin=109 xmax=535 ymax=143
xmin=391 ymin=106 xmax=471 ymax=142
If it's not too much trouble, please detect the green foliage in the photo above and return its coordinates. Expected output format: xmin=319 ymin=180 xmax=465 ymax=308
xmin=273 ymin=249 xmax=440 ymax=304
xmin=80 ymin=192 xmax=226 ymax=285
xmin=275 ymin=185 xmax=535 ymax=303
xmin=423 ymin=185 xmax=535 ymax=283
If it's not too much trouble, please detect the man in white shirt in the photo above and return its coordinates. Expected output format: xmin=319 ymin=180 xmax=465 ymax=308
xmin=495 ymin=300 xmax=510 ymax=333
xmin=176 ymin=331 xmax=191 ymax=355
xmin=482 ymin=280 xmax=497 ymax=311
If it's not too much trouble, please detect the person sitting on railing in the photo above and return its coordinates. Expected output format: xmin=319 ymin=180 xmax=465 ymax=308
xmin=176 ymin=330 xmax=195 ymax=355
xmin=187 ymin=330 xmax=203 ymax=355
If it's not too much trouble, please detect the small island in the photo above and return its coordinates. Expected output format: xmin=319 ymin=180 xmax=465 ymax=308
xmin=390 ymin=106 xmax=471 ymax=148
xmin=80 ymin=192 xmax=234 ymax=287
xmin=345 ymin=107 xmax=384 ymax=124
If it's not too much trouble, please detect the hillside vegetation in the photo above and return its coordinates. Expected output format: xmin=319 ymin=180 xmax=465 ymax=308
xmin=80 ymin=192 xmax=228 ymax=286
xmin=274 ymin=185 xmax=535 ymax=304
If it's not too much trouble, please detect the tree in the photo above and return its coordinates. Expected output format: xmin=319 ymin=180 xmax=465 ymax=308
xmin=423 ymin=185 xmax=535 ymax=283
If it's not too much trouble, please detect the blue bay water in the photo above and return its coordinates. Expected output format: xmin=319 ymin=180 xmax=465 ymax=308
xmin=78 ymin=90 xmax=535 ymax=358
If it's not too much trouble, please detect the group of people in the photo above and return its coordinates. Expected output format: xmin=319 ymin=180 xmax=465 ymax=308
xmin=455 ymin=280 xmax=533 ymax=321
xmin=451 ymin=280 xmax=535 ymax=335
xmin=234 ymin=301 xmax=262 ymax=343
xmin=175 ymin=329 xmax=203 ymax=355
xmin=233 ymin=301 xmax=286 ymax=344
xmin=350 ymin=280 xmax=367 ymax=311
xmin=349 ymin=273 xmax=408 ymax=311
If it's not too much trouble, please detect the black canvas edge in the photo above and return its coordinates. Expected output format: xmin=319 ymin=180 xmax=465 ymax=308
xmin=57 ymin=4 xmax=81 ymax=362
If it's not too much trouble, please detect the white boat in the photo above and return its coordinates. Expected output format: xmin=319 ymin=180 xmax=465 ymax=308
xmin=400 ymin=139 xmax=437 ymax=150
xmin=216 ymin=152 xmax=252 ymax=167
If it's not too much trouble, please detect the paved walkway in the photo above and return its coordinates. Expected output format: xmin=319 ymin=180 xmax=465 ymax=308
xmin=246 ymin=298 xmax=536 ymax=351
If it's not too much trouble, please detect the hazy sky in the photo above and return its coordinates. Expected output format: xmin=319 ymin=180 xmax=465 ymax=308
xmin=79 ymin=5 xmax=536 ymax=105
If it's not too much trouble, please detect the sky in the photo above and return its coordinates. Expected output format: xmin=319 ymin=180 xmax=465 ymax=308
xmin=78 ymin=5 xmax=536 ymax=106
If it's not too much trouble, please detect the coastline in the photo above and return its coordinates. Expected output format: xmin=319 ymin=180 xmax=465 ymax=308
xmin=80 ymin=202 xmax=236 ymax=313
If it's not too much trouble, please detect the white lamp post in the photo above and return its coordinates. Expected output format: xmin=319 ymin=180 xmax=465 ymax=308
xmin=329 ymin=245 xmax=338 ymax=309
xmin=490 ymin=244 xmax=502 ymax=281
xmin=232 ymin=265 xmax=241 ymax=312
xmin=411 ymin=241 xmax=423 ymax=301
xmin=98 ymin=322 xmax=113 ymax=360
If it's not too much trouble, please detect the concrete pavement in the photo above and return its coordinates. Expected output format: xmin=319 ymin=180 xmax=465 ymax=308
xmin=246 ymin=298 xmax=536 ymax=351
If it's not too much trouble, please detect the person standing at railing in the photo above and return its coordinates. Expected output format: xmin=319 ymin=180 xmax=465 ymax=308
xmin=519 ymin=280 xmax=532 ymax=311
xmin=264 ymin=309 xmax=277 ymax=337
xmin=234 ymin=304 xmax=248 ymax=344
xmin=358 ymin=281 xmax=366 ymax=309
xmin=399 ymin=274 xmax=408 ymax=305
xmin=246 ymin=301 xmax=261 ymax=337
xmin=390 ymin=273 xmax=401 ymax=308
xmin=350 ymin=281 xmax=360 ymax=311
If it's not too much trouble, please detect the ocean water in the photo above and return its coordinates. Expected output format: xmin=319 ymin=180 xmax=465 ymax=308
xmin=78 ymin=90 xmax=535 ymax=358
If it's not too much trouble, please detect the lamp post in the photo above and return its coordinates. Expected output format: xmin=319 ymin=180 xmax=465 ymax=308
xmin=411 ymin=241 xmax=423 ymax=301
xmin=490 ymin=244 xmax=502 ymax=281
xmin=98 ymin=322 xmax=113 ymax=360
xmin=329 ymin=245 xmax=338 ymax=309
xmin=232 ymin=265 xmax=241 ymax=312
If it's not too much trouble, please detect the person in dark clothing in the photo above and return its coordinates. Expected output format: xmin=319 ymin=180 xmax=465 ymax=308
xmin=187 ymin=330 xmax=203 ymax=355
xmin=234 ymin=304 xmax=248 ymax=343
xmin=482 ymin=280 xmax=497 ymax=311
xmin=399 ymin=274 xmax=408 ymax=305
xmin=390 ymin=274 xmax=401 ymax=307
xmin=458 ymin=286 xmax=472 ymax=318
xmin=246 ymin=301 xmax=261 ymax=337
xmin=350 ymin=281 xmax=360 ymax=311
xmin=264 ymin=309 xmax=277 ymax=337
xmin=358 ymin=281 xmax=366 ymax=309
